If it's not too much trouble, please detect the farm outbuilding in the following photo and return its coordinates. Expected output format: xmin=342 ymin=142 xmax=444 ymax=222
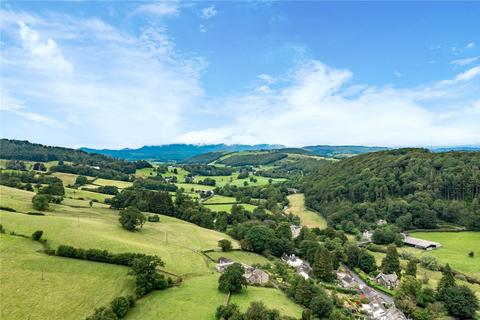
xmin=402 ymin=234 xmax=442 ymax=250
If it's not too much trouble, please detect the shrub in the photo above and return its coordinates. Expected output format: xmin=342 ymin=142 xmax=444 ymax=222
xmin=147 ymin=215 xmax=160 ymax=222
xmin=86 ymin=306 xmax=118 ymax=320
xmin=119 ymin=207 xmax=146 ymax=231
xmin=468 ymin=251 xmax=474 ymax=258
xmin=419 ymin=255 xmax=439 ymax=271
xmin=31 ymin=230 xmax=43 ymax=241
xmin=0 ymin=224 xmax=4 ymax=233
xmin=111 ymin=296 xmax=130 ymax=318
xmin=32 ymin=194 xmax=49 ymax=211
xmin=218 ymin=239 xmax=232 ymax=252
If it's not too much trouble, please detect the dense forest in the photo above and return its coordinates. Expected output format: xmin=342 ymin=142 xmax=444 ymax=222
xmin=218 ymin=152 xmax=288 ymax=166
xmin=304 ymin=148 xmax=480 ymax=232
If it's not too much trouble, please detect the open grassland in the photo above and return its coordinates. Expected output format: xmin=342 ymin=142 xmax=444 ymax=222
xmin=175 ymin=182 xmax=215 ymax=192
xmin=402 ymin=231 xmax=480 ymax=278
xmin=231 ymin=286 xmax=303 ymax=318
xmin=65 ymin=187 xmax=112 ymax=202
xmin=126 ymin=274 xmax=224 ymax=320
xmin=285 ymin=194 xmax=327 ymax=229
xmin=229 ymin=175 xmax=286 ymax=188
xmin=127 ymin=272 xmax=302 ymax=320
xmin=94 ymin=178 xmax=133 ymax=189
xmin=135 ymin=167 xmax=157 ymax=177
xmin=0 ymin=234 xmax=135 ymax=320
xmin=207 ymin=250 xmax=272 ymax=266
xmin=205 ymin=203 xmax=257 ymax=213
xmin=0 ymin=186 xmax=237 ymax=275
xmin=164 ymin=167 xmax=189 ymax=181
xmin=52 ymin=172 xmax=80 ymax=186
xmin=203 ymin=195 xmax=238 ymax=204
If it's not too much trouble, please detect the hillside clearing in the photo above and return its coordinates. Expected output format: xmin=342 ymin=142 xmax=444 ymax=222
xmin=402 ymin=231 xmax=480 ymax=278
xmin=286 ymin=194 xmax=327 ymax=229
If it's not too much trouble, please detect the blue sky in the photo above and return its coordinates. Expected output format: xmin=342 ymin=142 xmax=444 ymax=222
xmin=1 ymin=1 xmax=479 ymax=148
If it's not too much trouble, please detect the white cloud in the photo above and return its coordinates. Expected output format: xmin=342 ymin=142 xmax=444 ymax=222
xmin=394 ymin=71 xmax=402 ymax=78
xmin=258 ymin=74 xmax=276 ymax=84
xmin=199 ymin=24 xmax=207 ymax=33
xmin=0 ymin=90 xmax=60 ymax=126
xmin=453 ymin=66 xmax=480 ymax=82
xmin=135 ymin=2 xmax=179 ymax=16
xmin=201 ymin=6 xmax=217 ymax=19
xmin=177 ymin=60 xmax=480 ymax=147
xmin=1 ymin=11 xmax=204 ymax=148
xmin=466 ymin=42 xmax=475 ymax=49
xmin=451 ymin=56 xmax=479 ymax=66
xmin=18 ymin=22 xmax=73 ymax=73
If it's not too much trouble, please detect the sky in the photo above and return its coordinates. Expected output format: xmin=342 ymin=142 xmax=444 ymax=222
xmin=1 ymin=1 xmax=479 ymax=149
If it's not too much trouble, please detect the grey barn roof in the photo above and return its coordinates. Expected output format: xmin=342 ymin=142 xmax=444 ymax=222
xmin=403 ymin=235 xmax=441 ymax=249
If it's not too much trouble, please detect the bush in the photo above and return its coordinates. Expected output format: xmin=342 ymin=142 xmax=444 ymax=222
xmin=31 ymin=230 xmax=43 ymax=241
xmin=119 ymin=207 xmax=146 ymax=231
xmin=32 ymin=194 xmax=49 ymax=211
xmin=55 ymin=244 xmax=149 ymax=266
xmin=218 ymin=239 xmax=232 ymax=252
xmin=111 ymin=296 xmax=130 ymax=318
xmin=147 ymin=215 xmax=160 ymax=222
xmin=0 ymin=224 xmax=5 ymax=233
xmin=86 ymin=306 xmax=118 ymax=320
xmin=419 ymin=255 xmax=439 ymax=271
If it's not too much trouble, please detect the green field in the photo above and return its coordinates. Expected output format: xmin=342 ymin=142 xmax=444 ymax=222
xmin=94 ymin=178 xmax=133 ymax=189
xmin=207 ymin=250 xmax=272 ymax=266
xmin=205 ymin=203 xmax=257 ymax=213
xmin=135 ymin=167 xmax=157 ymax=177
xmin=286 ymin=194 xmax=327 ymax=229
xmin=0 ymin=186 xmax=237 ymax=275
xmin=65 ymin=187 xmax=112 ymax=203
xmin=175 ymin=182 xmax=215 ymax=192
xmin=127 ymin=272 xmax=302 ymax=320
xmin=0 ymin=234 xmax=135 ymax=320
xmin=126 ymin=274 xmax=225 ymax=320
xmin=404 ymin=231 xmax=480 ymax=278
xmin=52 ymin=172 xmax=80 ymax=186
xmin=231 ymin=286 xmax=303 ymax=318
xmin=203 ymin=195 xmax=238 ymax=204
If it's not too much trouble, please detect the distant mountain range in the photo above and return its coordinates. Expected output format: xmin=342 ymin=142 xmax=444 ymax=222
xmin=80 ymin=144 xmax=391 ymax=161
xmin=80 ymin=144 xmax=284 ymax=162
xmin=80 ymin=144 xmax=480 ymax=162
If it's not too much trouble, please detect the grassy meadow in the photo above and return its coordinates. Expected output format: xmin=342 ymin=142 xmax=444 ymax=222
xmin=203 ymin=195 xmax=238 ymax=204
xmin=0 ymin=185 xmax=237 ymax=275
xmin=403 ymin=231 xmax=480 ymax=278
xmin=0 ymin=234 xmax=135 ymax=320
xmin=285 ymin=194 xmax=327 ymax=229
xmin=0 ymin=184 xmax=304 ymax=320
xmin=205 ymin=203 xmax=258 ymax=213
xmin=207 ymin=250 xmax=272 ymax=266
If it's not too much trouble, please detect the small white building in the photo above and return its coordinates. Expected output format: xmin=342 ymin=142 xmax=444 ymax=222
xmin=290 ymin=225 xmax=302 ymax=239
xmin=281 ymin=254 xmax=303 ymax=268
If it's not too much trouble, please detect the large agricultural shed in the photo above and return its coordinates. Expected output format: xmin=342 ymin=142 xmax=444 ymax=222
xmin=402 ymin=234 xmax=442 ymax=250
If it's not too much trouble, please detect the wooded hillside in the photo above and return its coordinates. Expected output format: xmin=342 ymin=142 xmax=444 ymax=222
xmin=304 ymin=148 xmax=480 ymax=232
